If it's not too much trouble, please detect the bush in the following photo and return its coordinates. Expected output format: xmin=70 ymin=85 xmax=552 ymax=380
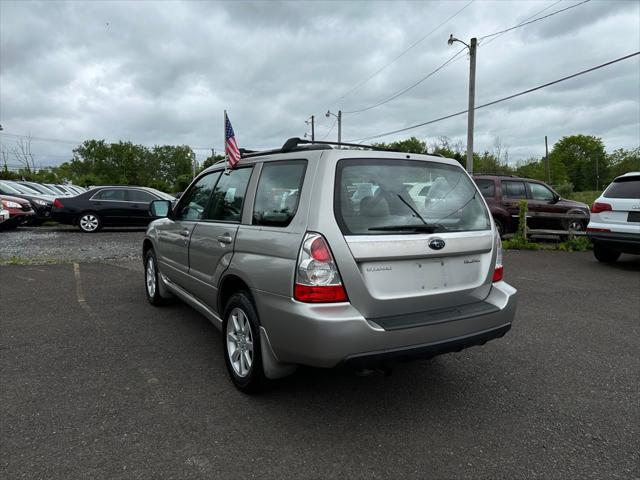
xmin=502 ymin=237 xmax=541 ymax=250
xmin=556 ymin=236 xmax=592 ymax=252
xmin=555 ymin=182 xmax=574 ymax=198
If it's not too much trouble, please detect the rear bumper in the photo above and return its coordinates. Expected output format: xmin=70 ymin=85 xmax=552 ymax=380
xmin=587 ymin=231 xmax=640 ymax=254
xmin=254 ymin=281 xmax=517 ymax=368
xmin=50 ymin=211 xmax=76 ymax=225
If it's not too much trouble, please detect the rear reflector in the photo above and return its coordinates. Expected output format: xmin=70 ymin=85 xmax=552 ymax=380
xmin=591 ymin=202 xmax=612 ymax=213
xmin=586 ymin=227 xmax=611 ymax=233
xmin=294 ymin=284 xmax=348 ymax=303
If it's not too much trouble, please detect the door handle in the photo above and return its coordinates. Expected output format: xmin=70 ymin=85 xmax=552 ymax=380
xmin=179 ymin=229 xmax=190 ymax=237
xmin=217 ymin=234 xmax=233 ymax=245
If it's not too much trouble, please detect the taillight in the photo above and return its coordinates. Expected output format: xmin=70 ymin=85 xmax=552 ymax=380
xmin=53 ymin=199 xmax=64 ymax=209
xmin=294 ymin=232 xmax=348 ymax=303
xmin=591 ymin=202 xmax=612 ymax=213
xmin=492 ymin=234 xmax=504 ymax=282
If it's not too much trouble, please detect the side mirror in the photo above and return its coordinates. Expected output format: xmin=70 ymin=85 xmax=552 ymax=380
xmin=150 ymin=200 xmax=172 ymax=218
xmin=551 ymin=194 xmax=560 ymax=204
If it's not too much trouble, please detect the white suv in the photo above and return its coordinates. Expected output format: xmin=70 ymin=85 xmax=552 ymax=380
xmin=587 ymin=172 xmax=640 ymax=263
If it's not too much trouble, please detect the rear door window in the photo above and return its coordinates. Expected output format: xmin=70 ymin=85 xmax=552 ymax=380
xmin=603 ymin=178 xmax=640 ymax=199
xmin=92 ymin=189 xmax=126 ymax=201
xmin=253 ymin=160 xmax=306 ymax=227
xmin=335 ymin=159 xmax=490 ymax=235
xmin=205 ymin=168 xmax=252 ymax=222
xmin=475 ymin=179 xmax=495 ymax=198
xmin=502 ymin=181 xmax=527 ymax=199
xmin=127 ymin=189 xmax=156 ymax=203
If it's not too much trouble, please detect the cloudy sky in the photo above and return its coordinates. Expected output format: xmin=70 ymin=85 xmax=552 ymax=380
xmin=0 ymin=0 xmax=638 ymax=168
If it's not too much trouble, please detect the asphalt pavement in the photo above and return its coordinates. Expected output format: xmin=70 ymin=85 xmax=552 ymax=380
xmin=1 ymin=251 xmax=639 ymax=479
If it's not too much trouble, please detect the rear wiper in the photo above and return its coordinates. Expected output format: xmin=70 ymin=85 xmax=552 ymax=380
xmin=368 ymin=224 xmax=444 ymax=233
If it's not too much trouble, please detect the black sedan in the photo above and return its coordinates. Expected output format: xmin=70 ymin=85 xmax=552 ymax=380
xmin=51 ymin=186 xmax=175 ymax=232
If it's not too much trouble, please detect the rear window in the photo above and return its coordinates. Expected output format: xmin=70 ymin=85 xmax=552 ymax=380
xmin=335 ymin=159 xmax=490 ymax=235
xmin=603 ymin=177 xmax=640 ymax=199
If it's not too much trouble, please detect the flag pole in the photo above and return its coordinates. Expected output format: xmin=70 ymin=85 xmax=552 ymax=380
xmin=224 ymin=110 xmax=229 ymax=173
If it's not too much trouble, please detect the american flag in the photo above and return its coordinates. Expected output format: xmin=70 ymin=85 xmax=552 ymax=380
xmin=225 ymin=112 xmax=240 ymax=169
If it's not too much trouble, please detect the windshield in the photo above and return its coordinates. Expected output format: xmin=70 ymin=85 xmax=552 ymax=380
xmin=335 ymin=158 xmax=490 ymax=235
xmin=0 ymin=181 xmax=22 ymax=194
xmin=8 ymin=182 xmax=41 ymax=195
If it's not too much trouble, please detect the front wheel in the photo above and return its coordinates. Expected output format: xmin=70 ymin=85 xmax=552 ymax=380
xmin=593 ymin=243 xmax=621 ymax=263
xmin=223 ymin=292 xmax=267 ymax=393
xmin=78 ymin=212 xmax=102 ymax=233
xmin=144 ymin=249 xmax=167 ymax=305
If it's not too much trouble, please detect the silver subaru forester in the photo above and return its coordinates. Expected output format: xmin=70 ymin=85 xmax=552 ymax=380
xmin=143 ymin=139 xmax=517 ymax=392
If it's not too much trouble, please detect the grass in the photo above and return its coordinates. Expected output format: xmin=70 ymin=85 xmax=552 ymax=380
xmin=1 ymin=256 xmax=58 ymax=265
xmin=566 ymin=190 xmax=601 ymax=206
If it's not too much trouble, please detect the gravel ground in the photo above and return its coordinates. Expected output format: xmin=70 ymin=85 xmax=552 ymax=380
xmin=0 ymin=225 xmax=145 ymax=264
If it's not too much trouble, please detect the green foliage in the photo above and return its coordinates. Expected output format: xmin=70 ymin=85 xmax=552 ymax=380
xmin=502 ymin=200 xmax=541 ymax=250
xmin=567 ymin=190 xmax=600 ymax=206
xmin=502 ymin=237 xmax=541 ymax=250
xmin=53 ymin=140 xmax=195 ymax=191
xmin=372 ymin=136 xmax=428 ymax=154
xmin=554 ymin=182 xmax=574 ymax=198
xmin=199 ymin=153 xmax=226 ymax=173
xmin=549 ymin=135 xmax=607 ymax=191
xmin=607 ymin=147 xmax=640 ymax=179
xmin=556 ymin=236 xmax=592 ymax=252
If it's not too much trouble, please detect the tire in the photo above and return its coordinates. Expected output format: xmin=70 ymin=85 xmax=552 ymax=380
xmin=222 ymin=292 xmax=267 ymax=393
xmin=494 ymin=218 xmax=504 ymax=238
xmin=78 ymin=212 xmax=102 ymax=233
xmin=593 ymin=243 xmax=621 ymax=263
xmin=561 ymin=213 xmax=588 ymax=241
xmin=144 ymin=249 xmax=167 ymax=305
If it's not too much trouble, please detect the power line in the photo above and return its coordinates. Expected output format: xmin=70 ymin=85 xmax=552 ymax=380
xmin=348 ymin=51 xmax=640 ymax=143
xmin=343 ymin=47 xmax=467 ymax=115
xmin=0 ymin=132 xmax=82 ymax=144
xmin=333 ymin=0 xmax=474 ymax=105
xmin=480 ymin=0 xmax=563 ymax=48
xmin=319 ymin=117 xmax=338 ymax=141
xmin=479 ymin=0 xmax=592 ymax=42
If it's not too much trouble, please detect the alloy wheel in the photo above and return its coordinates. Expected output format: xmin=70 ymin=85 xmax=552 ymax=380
xmin=146 ymin=256 xmax=156 ymax=298
xmin=79 ymin=214 xmax=99 ymax=232
xmin=226 ymin=307 xmax=254 ymax=378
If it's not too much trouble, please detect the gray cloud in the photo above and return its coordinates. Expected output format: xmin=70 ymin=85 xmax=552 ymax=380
xmin=0 ymin=0 xmax=638 ymax=168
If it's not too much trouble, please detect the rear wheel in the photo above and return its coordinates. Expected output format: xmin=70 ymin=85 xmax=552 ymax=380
xmin=494 ymin=218 xmax=504 ymax=238
xmin=593 ymin=243 xmax=621 ymax=263
xmin=78 ymin=212 xmax=102 ymax=233
xmin=223 ymin=292 xmax=267 ymax=393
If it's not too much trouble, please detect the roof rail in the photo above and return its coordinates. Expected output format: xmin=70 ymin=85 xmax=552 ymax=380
xmin=240 ymin=137 xmax=450 ymax=159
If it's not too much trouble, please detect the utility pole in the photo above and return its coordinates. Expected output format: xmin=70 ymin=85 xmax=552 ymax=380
xmin=448 ymin=35 xmax=476 ymax=173
xmin=595 ymin=154 xmax=599 ymax=191
xmin=466 ymin=38 xmax=477 ymax=174
xmin=545 ymin=136 xmax=550 ymax=184
xmin=305 ymin=115 xmax=316 ymax=141
xmin=191 ymin=151 xmax=197 ymax=177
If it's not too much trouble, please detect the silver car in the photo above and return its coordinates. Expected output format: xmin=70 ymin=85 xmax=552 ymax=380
xmin=143 ymin=139 xmax=517 ymax=392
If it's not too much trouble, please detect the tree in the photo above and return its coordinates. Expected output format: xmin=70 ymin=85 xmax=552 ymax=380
xmin=549 ymin=135 xmax=607 ymax=191
xmin=607 ymin=147 xmax=640 ymax=180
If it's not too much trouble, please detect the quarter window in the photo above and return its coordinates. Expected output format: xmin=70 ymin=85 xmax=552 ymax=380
xmin=175 ymin=172 xmax=220 ymax=221
xmin=502 ymin=181 xmax=527 ymax=199
xmin=127 ymin=189 xmax=156 ymax=203
xmin=253 ymin=161 xmax=306 ymax=227
xmin=92 ymin=189 xmax=126 ymax=201
xmin=528 ymin=183 xmax=555 ymax=201
xmin=206 ymin=168 xmax=252 ymax=222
